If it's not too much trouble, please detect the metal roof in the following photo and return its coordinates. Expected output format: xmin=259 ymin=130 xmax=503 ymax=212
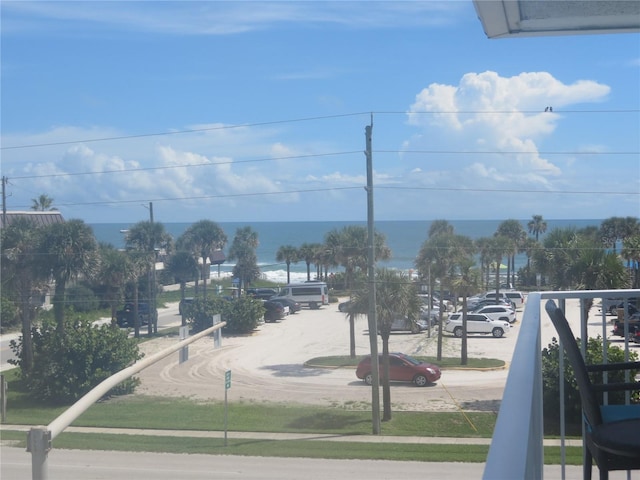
xmin=474 ymin=0 xmax=640 ymax=38
xmin=0 ymin=211 xmax=65 ymax=229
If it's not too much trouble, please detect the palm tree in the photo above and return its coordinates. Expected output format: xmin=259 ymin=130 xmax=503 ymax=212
xmin=165 ymin=250 xmax=199 ymax=324
xmin=228 ymin=226 xmax=260 ymax=291
xmin=449 ymin=256 xmax=480 ymax=365
xmin=1 ymin=217 xmax=44 ymax=372
xmin=415 ymin=231 xmax=455 ymax=361
xmin=324 ymin=225 xmax=391 ymax=290
xmin=297 ymin=243 xmax=319 ymax=281
xmin=496 ymin=219 xmax=526 ymax=288
xmin=38 ymin=219 xmax=98 ymax=333
xmin=622 ymin=234 xmax=640 ymax=288
xmin=276 ymin=245 xmax=299 ymax=284
xmin=475 ymin=237 xmax=492 ymax=290
xmin=94 ymin=243 xmax=130 ymax=323
xmin=428 ymin=219 xmax=454 ymax=238
xmin=350 ymin=268 xmax=420 ymax=421
xmin=125 ymin=221 xmax=173 ymax=334
xmin=527 ymin=215 xmax=547 ymax=241
xmin=486 ymin=235 xmax=511 ymax=297
xmin=30 ymin=194 xmax=56 ymax=211
xmin=180 ymin=220 xmax=227 ymax=299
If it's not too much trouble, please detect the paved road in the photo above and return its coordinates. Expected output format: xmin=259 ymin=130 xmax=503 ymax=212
xmin=1 ymin=446 xmax=596 ymax=480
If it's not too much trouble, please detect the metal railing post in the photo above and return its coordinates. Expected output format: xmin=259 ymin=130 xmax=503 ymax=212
xmin=27 ymin=426 xmax=51 ymax=480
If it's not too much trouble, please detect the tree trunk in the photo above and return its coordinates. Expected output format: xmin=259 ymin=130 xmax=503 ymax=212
xmin=349 ymin=312 xmax=356 ymax=358
xmin=381 ymin=334 xmax=392 ymax=421
xmin=19 ymin=283 xmax=34 ymax=372
xmin=53 ymin=279 xmax=66 ymax=334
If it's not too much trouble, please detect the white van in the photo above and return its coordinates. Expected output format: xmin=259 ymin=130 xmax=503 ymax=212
xmin=277 ymin=282 xmax=329 ymax=309
xmin=491 ymin=290 xmax=525 ymax=310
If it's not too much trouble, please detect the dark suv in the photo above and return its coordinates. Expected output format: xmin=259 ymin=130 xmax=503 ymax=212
xmin=247 ymin=288 xmax=278 ymax=300
xmin=116 ymin=302 xmax=150 ymax=327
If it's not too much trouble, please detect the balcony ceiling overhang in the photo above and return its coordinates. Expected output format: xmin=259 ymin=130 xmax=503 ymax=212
xmin=473 ymin=0 xmax=640 ymax=38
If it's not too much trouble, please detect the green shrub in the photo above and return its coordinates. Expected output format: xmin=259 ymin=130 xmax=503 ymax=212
xmin=9 ymin=315 xmax=142 ymax=405
xmin=542 ymin=336 xmax=639 ymax=429
xmin=0 ymin=295 xmax=19 ymax=332
xmin=66 ymin=284 xmax=99 ymax=312
xmin=223 ymin=296 xmax=264 ymax=334
xmin=185 ymin=296 xmax=264 ymax=334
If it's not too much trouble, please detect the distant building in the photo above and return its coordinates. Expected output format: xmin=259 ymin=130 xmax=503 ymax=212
xmin=0 ymin=210 xmax=65 ymax=229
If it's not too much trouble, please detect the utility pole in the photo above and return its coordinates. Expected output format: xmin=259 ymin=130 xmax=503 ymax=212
xmin=1 ymin=176 xmax=7 ymax=227
xmin=365 ymin=115 xmax=380 ymax=435
xmin=149 ymin=202 xmax=158 ymax=334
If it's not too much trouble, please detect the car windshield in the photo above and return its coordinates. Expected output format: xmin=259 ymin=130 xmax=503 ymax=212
xmin=400 ymin=354 xmax=421 ymax=365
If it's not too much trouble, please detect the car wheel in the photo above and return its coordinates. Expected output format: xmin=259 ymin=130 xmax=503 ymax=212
xmin=499 ymin=317 xmax=509 ymax=322
xmin=453 ymin=327 xmax=463 ymax=338
xmin=414 ymin=375 xmax=428 ymax=387
xmin=492 ymin=327 xmax=504 ymax=338
xmin=364 ymin=373 xmax=373 ymax=385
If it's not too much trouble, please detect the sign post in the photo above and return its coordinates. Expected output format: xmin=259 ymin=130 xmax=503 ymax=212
xmin=224 ymin=370 xmax=231 ymax=446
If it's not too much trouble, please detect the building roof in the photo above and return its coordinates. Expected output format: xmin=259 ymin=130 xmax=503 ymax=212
xmin=474 ymin=0 xmax=640 ymax=38
xmin=0 ymin=210 xmax=65 ymax=229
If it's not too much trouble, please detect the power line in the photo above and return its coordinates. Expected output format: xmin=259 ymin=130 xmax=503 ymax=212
xmin=9 ymin=151 xmax=361 ymax=180
xmin=7 ymin=148 xmax=637 ymax=181
xmin=2 ymin=109 xmax=638 ymax=150
xmin=0 ymin=112 xmax=371 ymax=150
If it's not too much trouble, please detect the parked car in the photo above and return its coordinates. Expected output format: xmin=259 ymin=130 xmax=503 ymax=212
xmin=612 ymin=316 xmax=640 ymax=337
xmin=632 ymin=326 xmax=640 ymax=344
xmin=262 ymin=300 xmax=285 ymax=322
xmin=116 ymin=302 xmax=150 ymax=327
xmin=269 ymin=297 xmax=300 ymax=314
xmin=247 ymin=288 xmax=279 ymax=300
xmin=338 ymin=300 xmax=352 ymax=312
xmin=444 ymin=312 xmax=510 ymax=338
xmin=467 ymin=292 xmax=516 ymax=310
xmin=355 ymin=352 xmax=441 ymax=387
xmin=469 ymin=298 xmax=514 ymax=311
xmin=470 ymin=305 xmax=516 ymax=324
xmin=603 ymin=300 xmax=639 ymax=317
xmin=385 ymin=317 xmax=430 ymax=334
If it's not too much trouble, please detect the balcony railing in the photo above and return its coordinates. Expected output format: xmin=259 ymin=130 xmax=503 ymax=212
xmin=483 ymin=289 xmax=640 ymax=480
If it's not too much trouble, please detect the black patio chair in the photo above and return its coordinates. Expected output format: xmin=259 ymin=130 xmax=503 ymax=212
xmin=545 ymin=300 xmax=640 ymax=480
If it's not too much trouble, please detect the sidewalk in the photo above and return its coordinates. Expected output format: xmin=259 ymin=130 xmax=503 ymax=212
xmin=0 ymin=424 xmax=583 ymax=447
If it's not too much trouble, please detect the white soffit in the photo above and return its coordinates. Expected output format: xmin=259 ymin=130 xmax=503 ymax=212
xmin=473 ymin=0 xmax=640 ymax=38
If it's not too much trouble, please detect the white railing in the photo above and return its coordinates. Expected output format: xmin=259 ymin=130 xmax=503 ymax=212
xmin=483 ymin=289 xmax=640 ymax=480
xmin=28 ymin=320 xmax=225 ymax=480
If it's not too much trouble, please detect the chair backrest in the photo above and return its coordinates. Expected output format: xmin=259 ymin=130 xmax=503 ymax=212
xmin=545 ymin=300 xmax=603 ymax=428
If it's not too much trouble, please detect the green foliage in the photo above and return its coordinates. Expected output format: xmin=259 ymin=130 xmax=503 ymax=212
xmin=542 ymin=336 xmax=639 ymax=427
xmin=185 ymin=296 xmax=264 ymax=334
xmin=66 ymin=284 xmax=100 ymax=312
xmin=0 ymin=295 xmax=19 ymax=332
xmin=9 ymin=315 xmax=142 ymax=405
xmin=224 ymin=296 xmax=265 ymax=333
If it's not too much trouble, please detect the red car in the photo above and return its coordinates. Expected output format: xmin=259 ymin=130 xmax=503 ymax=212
xmin=356 ymin=352 xmax=441 ymax=387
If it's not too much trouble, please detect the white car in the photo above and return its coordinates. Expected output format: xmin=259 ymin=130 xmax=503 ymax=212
xmin=444 ymin=313 xmax=510 ymax=338
xmin=471 ymin=305 xmax=516 ymax=324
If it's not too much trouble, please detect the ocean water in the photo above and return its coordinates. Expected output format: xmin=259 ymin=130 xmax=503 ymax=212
xmin=90 ymin=219 xmax=605 ymax=285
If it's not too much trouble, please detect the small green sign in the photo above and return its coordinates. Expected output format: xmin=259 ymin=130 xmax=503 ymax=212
xmin=225 ymin=370 xmax=231 ymax=389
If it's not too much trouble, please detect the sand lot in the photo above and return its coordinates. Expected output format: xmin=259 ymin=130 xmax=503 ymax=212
xmin=135 ymin=297 xmax=618 ymax=412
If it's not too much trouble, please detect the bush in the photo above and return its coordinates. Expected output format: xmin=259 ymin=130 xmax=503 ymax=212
xmin=0 ymin=295 xmax=19 ymax=332
xmin=223 ymin=296 xmax=264 ymax=334
xmin=542 ymin=335 xmax=639 ymax=430
xmin=185 ymin=296 xmax=264 ymax=334
xmin=9 ymin=315 xmax=142 ymax=404
xmin=66 ymin=284 xmax=99 ymax=313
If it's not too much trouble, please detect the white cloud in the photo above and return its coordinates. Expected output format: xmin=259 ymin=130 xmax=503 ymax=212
xmin=405 ymin=70 xmax=611 ymax=187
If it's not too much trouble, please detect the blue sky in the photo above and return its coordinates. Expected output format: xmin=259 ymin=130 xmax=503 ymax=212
xmin=1 ymin=1 xmax=639 ymax=224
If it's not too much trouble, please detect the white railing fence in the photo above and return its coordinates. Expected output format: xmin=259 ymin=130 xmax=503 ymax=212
xmin=28 ymin=320 xmax=225 ymax=480
xmin=483 ymin=289 xmax=639 ymax=480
